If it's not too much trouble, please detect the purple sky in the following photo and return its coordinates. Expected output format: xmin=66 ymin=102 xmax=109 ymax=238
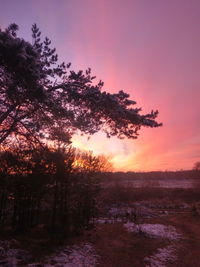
xmin=1 ymin=0 xmax=200 ymax=171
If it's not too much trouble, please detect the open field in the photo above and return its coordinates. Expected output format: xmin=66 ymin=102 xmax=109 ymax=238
xmin=100 ymin=170 xmax=200 ymax=189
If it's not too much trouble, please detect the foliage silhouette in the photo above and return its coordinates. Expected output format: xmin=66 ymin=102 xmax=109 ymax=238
xmin=0 ymin=146 xmax=109 ymax=233
xmin=0 ymin=23 xmax=161 ymax=146
xmin=193 ymin=161 xmax=200 ymax=171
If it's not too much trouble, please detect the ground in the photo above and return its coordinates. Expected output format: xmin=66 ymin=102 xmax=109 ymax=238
xmin=1 ymin=183 xmax=200 ymax=266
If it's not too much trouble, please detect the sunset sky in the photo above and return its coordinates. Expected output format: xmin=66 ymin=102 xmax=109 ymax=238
xmin=1 ymin=0 xmax=200 ymax=171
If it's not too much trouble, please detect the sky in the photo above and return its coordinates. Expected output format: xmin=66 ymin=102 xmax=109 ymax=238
xmin=1 ymin=0 xmax=200 ymax=171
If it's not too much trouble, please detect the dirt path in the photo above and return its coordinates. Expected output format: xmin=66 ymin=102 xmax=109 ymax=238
xmin=138 ymin=212 xmax=200 ymax=266
xmin=166 ymin=214 xmax=200 ymax=267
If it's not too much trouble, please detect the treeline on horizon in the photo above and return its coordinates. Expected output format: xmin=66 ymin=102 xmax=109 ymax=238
xmin=100 ymin=169 xmax=200 ymax=182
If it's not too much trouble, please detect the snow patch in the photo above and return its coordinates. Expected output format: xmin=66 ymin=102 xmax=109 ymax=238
xmin=124 ymin=222 xmax=181 ymax=240
xmin=0 ymin=240 xmax=30 ymax=267
xmin=95 ymin=217 xmax=123 ymax=224
xmin=144 ymin=245 xmax=177 ymax=267
xmin=29 ymin=243 xmax=98 ymax=267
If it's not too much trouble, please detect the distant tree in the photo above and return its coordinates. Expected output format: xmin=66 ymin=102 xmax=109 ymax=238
xmin=0 ymin=23 xmax=162 ymax=146
xmin=194 ymin=161 xmax=200 ymax=171
xmin=74 ymin=151 xmax=113 ymax=172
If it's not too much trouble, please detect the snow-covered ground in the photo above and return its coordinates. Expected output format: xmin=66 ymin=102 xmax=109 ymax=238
xmin=144 ymin=245 xmax=177 ymax=267
xmin=28 ymin=243 xmax=98 ymax=267
xmin=108 ymin=205 xmax=156 ymax=218
xmin=0 ymin=240 xmax=98 ymax=267
xmin=44 ymin=243 xmax=98 ymax=267
xmin=124 ymin=222 xmax=181 ymax=266
xmin=124 ymin=222 xmax=181 ymax=240
xmin=95 ymin=200 xmax=189 ymax=225
xmin=96 ymin=217 xmax=123 ymax=224
xmin=0 ymin=240 xmax=31 ymax=266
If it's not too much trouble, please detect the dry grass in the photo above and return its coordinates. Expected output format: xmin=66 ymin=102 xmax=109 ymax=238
xmin=99 ymin=185 xmax=200 ymax=206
